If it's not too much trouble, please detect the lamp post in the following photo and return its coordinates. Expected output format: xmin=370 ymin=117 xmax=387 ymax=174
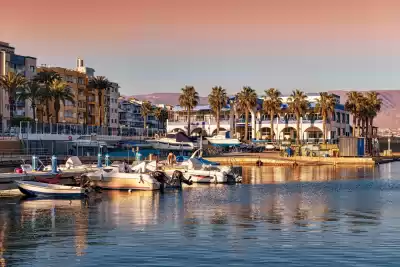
xmin=388 ymin=136 xmax=391 ymax=152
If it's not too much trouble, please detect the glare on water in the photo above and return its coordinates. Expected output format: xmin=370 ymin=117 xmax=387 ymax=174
xmin=0 ymin=163 xmax=399 ymax=266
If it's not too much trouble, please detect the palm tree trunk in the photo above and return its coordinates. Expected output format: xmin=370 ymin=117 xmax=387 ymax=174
xmin=55 ymin=108 xmax=59 ymax=123
xmin=296 ymin=113 xmax=300 ymax=145
xmin=352 ymin=115 xmax=356 ymax=137
xmin=31 ymin=103 xmax=36 ymax=122
xmin=322 ymin=114 xmax=327 ymax=144
xmin=365 ymin=117 xmax=370 ymax=154
xmin=98 ymin=91 xmax=102 ymax=127
xmin=46 ymin=100 xmax=51 ymax=124
xmin=270 ymin=111 xmax=274 ymax=141
xmin=216 ymin=110 xmax=220 ymax=135
xmin=187 ymin=109 xmax=191 ymax=135
xmin=244 ymin=110 xmax=249 ymax=141
xmin=357 ymin=117 xmax=362 ymax=137
xmin=144 ymin=116 xmax=147 ymax=136
xmin=9 ymin=96 xmax=15 ymax=122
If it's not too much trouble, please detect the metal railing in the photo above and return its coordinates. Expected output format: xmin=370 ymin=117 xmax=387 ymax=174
xmin=17 ymin=121 xmax=166 ymax=138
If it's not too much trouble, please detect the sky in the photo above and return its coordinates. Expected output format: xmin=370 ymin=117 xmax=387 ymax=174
xmin=1 ymin=0 xmax=400 ymax=96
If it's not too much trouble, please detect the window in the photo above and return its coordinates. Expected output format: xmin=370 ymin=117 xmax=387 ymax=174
xmin=342 ymin=113 xmax=345 ymax=123
xmin=346 ymin=114 xmax=350 ymax=124
xmin=78 ymin=78 xmax=84 ymax=84
xmin=64 ymin=110 xmax=74 ymax=118
xmin=29 ymin=66 xmax=35 ymax=72
xmin=336 ymin=112 xmax=340 ymax=123
xmin=65 ymin=100 xmax=74 ymax=106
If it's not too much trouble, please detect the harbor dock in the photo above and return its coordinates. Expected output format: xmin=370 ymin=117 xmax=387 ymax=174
xmin=204 ymin=152 xmax=399 ymax=166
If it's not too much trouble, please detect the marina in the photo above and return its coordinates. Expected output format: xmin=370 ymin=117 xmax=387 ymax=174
xmin=0 ymin=163 xmax=398 ymax=266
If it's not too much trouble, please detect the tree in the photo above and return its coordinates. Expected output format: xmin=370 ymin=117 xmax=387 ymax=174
xmin=345 ymin=91 xmax=364 ymax=136
xmin=140 ymin=101 xmax=153 ymax=134
xmin=178 ymin=86 xmax=199 ymax=135
xmin=315 ymin=92 xmax=336 ymax=144
xmin=208 ymin=86 xmax=228 ymax=135
xmin=88 ymin=76 xmax=113 ymax=127
xmin=236 ymin=86 xmax=258 ymax=141
xmin=0 ymin=72 xmax=27 ymax=122
xmin=287 ymin=89 xmax=309 ymax=145
xmin=50 ymin=80 xmax=75 ymax=123
xmin=154 ymin=107 xmax=168 ymax=131
xmin=33 ymin=70 xmax=61 ymax=123
xmin=16 ymin=81 xmax=45 ymax=122
xmin=365 ymin=91 xmax=382 ymax=132
xmin=263 ymin=88 xmax=282 ymax=140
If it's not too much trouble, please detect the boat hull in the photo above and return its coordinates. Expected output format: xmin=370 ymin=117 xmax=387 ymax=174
xmin=149 ymin=142 xmax=195 ymax=151
xmin=208 ymin=140 xmax=241 ymax=147
xmin=15 ymin=181 xmax=86 ymax=198
xmin=87 ymin=173 xmax=160 ymax=191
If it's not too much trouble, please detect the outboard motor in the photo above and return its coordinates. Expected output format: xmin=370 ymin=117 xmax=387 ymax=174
xmin=173 ymin=170 xmax=193 ymax=186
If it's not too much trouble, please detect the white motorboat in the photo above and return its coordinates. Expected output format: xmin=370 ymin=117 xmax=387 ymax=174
xmin=146 ymin=132 xmax=198 ymax=151
xmin=163 ymin=158 xmax=242 ymax=184
xmin=206 ymin=131 xmax=241 ymax=147
xmin=71 ymin=135 xmax=116 ymax=149
xmin=84 ymin=161 xmax=192 ymax=191
xmin=15 ymin=180 xmax=87 ymax=198
xmin=43 ymin=156 xmax=97 ymax=172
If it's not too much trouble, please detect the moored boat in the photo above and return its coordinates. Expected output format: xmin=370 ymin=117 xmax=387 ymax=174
xmin=146 ymin=132 xmax=198 ymax=151
xmin=206 ymin=131 xmax=241 ymax=147
xmin=15 ymin=180 xmax=87 ymax=198
xmin=84 ymin=161 xmax=191 ymax=191
xmin=163 ymin=158 xmax=242 ymax=184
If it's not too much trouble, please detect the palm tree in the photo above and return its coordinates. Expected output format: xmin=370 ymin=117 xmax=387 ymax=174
xmin=16 ymin=81 xmax=45 ymax=122
xmin=33 ymin=70 xmax=61 ymax=123
xmin=315 ymin=92 xmax=336 ymax=144
xmin=208 ymin=86 xmax=228 ymax=135
xmin=154 ymin=107 xmax=169 ymax=131
xmin=49 ymin=80 xmax=75 ymax=123
xmin=287 ymin=89 xmax=309 ymax=145
xmin=263 ymin=88 xmax=282 ymax=140
xmin=140 ymin=101 xmax=153 ymax=134
xmin=345 ymin=91 xmax=364 ymax=136
xmin=88 ymin=76 xmax=113 ymax=127
xmin=178 ymin=86 xmax=199 ymax=135
xmin=0 ymin=73 xmax=27 ymax=121
xmin=365 ymin=91 xmax=382 ymax=132
xmin=236 ymin=86 xmax=258 ymax=141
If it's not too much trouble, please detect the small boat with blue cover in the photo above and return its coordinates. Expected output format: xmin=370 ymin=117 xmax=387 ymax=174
xmin=15 ymin=180 xmax=87 ymax=198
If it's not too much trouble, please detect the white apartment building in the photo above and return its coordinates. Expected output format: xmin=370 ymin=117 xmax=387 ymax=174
xmin=167 ymin=93 xmax=352 ymax=143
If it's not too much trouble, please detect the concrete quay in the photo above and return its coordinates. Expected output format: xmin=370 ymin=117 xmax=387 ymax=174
xmin=204 ymin=152 xmax=397 ymax=166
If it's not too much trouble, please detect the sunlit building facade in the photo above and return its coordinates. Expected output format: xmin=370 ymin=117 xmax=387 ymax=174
xmin=167 ymin=93 xmax=352 ymax=143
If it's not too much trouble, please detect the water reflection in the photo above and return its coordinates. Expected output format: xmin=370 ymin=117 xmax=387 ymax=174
xmin=0 ymin=163 xmax=397 ymax=266
xmin=245 ymin=165 xmax=380 ymax=184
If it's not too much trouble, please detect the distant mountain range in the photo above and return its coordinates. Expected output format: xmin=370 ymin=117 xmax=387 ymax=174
xmin=130 ymin=90 xmax=400 ymax=129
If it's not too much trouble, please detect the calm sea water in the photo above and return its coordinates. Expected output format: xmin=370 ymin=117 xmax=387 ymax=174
xmin=1 ymin=163 xmax=400 ymax=266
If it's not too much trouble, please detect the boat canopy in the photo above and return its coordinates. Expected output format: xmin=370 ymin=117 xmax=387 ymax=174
xmin=166 ymin=131 xmax=195 ymax=142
